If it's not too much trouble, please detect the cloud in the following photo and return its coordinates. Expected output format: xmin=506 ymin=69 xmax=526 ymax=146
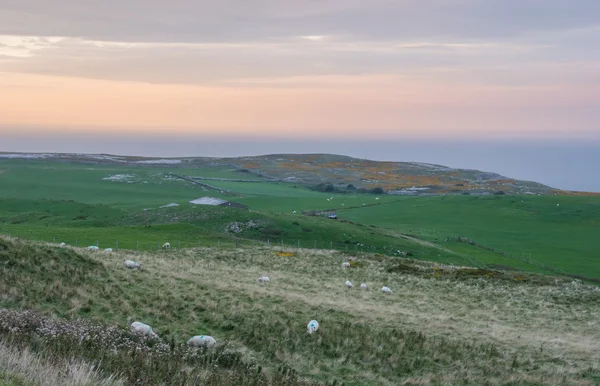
xmin=1 ymin=0 xmax=599 ymax=42
xmin=0 ymin=1 xmax=598 ymax=141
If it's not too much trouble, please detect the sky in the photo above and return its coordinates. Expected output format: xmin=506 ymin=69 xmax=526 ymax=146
xmin=0 ymin=1 xmax=599 ymax=191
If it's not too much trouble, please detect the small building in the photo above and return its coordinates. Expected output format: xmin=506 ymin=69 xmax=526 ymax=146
xmin=189 ymin=197 xmax=248 ymax=209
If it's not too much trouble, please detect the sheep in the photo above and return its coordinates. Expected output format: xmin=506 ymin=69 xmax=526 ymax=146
xmin=257 ymin=276 xmax=270 ymax=284
xmin=187 ymin=335 xmax=217 ymax=348
xmin=307 ymin=320 xmax=319 ymax=334
xmin=360 ymin=283 xmax=367 ymax=290
xmin=124 ymin=260 xmax=141 ymax=270
xmin=381 ymin=286 xmax=392 ymax=295
xmin=342 ymin=262 xmax=350 ymax=269
xmin=104 ymin=248 xmax=113 ymax=253
xmin=130 ymin=322 xmax=158 ymax=338
xmin=345 ymin=280 xmax=353 ymax=289
xmin=59 ymin=242 xmax=66 ymax=247
xmin=87 ymin=246 xmax=99 ymax=251
xmin=162 ymin=242 xmax=170 ymax=249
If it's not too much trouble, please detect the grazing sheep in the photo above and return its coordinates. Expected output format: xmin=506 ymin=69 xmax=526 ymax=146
xmin=342 ymin=262 xmax=350 ymax=269
xmin=124 ymin=260 xmax=141 ymax=270
xmin=87 ymin=246 xmax=99 ymax=251
xmin=257 ymin=276 xmax=270 ymax=283
xmin=345 ymin=280 xmax=353 ymax=289
xmin=130 ymin=322 xmax=158 ymax=338
xmin=381 ymin=286 xmax=392 ymax=295
xmin=59 ymin=242 xmax=66 ymax=247
xmin=162 ymin=242 xmax=170 ymax=249
xmin=187 ymin=335 xmax=217 ymax=348
xmin=360 ymin=283 xmax=367 ymax=290
xmin=104 ymin=248 xmax=113 ymax=253
xmin=307 ymin=320 xmax=319 ymax=334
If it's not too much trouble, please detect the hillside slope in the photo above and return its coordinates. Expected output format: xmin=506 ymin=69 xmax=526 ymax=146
xmin=0 ymin=152 xmax=563 ymax=195
xmin=2 ymin=237 xmax=600 ymax=385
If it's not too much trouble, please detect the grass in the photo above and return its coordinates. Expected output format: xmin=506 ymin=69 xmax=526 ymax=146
xmin=0 ymin=340 xmax=123 ymax=386
xmin=2 ymin=236 xmax=600 ymax=385
xmin=2 ymin=157 xmax=600 ymax=280
xmin=340 ymin=195 xmax=600 ymax=278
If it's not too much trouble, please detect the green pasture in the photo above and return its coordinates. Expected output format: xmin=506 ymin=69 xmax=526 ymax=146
xmin=1 ymin=159 xmax=600 ymax=280
xmin=340 ymin=195 xmax=600 ymax=278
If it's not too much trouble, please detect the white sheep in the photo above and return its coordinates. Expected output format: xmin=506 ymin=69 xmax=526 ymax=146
xmin=87 ymin=246 xmax=99 ymax=251
xmin=59 ymin=242 xmax=66 ymax=247
xmin=342 ymin=262 xmax=350 ymax=269
xmin=162 ymin=242 xmax=170 ymax=249
xmin=104 ymin=248 xmax=113 ymax=253
xmin=307 ymin=320 xmax=319 ymax=334
xmin=257 ymin=276 xmax=270 ymax=283
xmin=360 ymin=283 xmax=367 ymax=290
xmin=124 ymin=260 xmax=141 ymax=270
xmin=345 ymin=280 xmax=353 ymax=289
xmin=381 ymin=286 xmax=392 ymax=295
xmin=187 ymin=335 xmax=217 ymax=348
xmin=130 ymin=322 xmax=158 ymax=338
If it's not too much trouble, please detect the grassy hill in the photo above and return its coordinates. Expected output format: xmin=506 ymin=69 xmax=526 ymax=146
xmin=2 ymin=236 xmax=600 ymax=385
xmin=1 ymin=156 xmax=600 ymax=282
xmin=0 ymin=152 xmax=571 ymax=196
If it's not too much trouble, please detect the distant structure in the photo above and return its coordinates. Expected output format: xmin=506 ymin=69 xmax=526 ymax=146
xmin=189 ymin=197 xmax=248 ymax=209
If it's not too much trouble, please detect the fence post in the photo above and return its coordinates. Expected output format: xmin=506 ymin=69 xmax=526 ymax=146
xmin=53 ymin=237 xmax=55 ymax=243
xmin=178 ymin=240 xmax=181 ymax=249
xmin=346 ymin=245 xmax=348 ymax=251
xmin=218 ymin=239 xmax=221 ymax=248
xmin=298 ymin=240 xmax=300 ymax=248
xmin=330 ymin=240 xmax=333 ymax=249
xmin=267 ymin=239 xmax=270 ymax=247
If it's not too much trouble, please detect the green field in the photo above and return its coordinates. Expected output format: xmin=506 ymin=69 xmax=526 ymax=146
xmin=2 ymin=156 xmax=600 ymax=385
xmin=1 ymin=158 xmax=600 ymax=281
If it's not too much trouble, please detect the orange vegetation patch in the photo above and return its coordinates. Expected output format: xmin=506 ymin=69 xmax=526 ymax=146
xmin=277 ymin=162 xmax=319 ymax=172
xmin=557 ymin=190 xmax=600 ymax=197
xmin=275 ymin=251 xmax=296 ymax=257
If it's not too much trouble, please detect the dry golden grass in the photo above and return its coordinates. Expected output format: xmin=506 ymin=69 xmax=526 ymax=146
xmin=0 ymin=340 xmax=123 ymax=386
xmin=3 ymin=237 xmax=600 ymax=385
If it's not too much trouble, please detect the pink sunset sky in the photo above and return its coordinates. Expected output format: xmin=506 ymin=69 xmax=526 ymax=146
xmin=1 ymin=0 xmax=599 ymax=140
